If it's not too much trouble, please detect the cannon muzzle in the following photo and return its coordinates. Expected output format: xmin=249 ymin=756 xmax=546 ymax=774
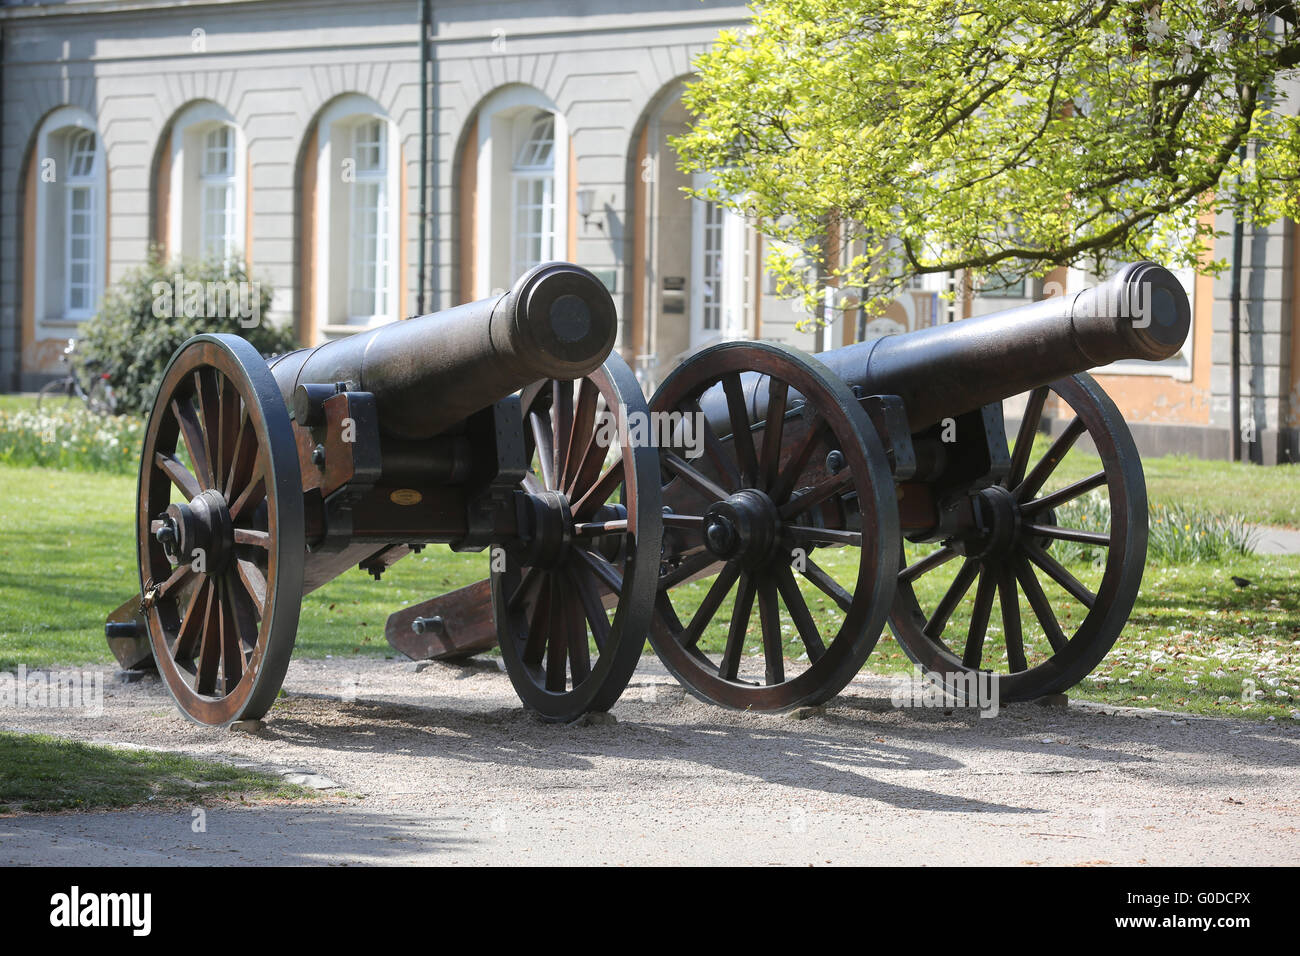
xmin=270 ymin=262 xmax=617 ymax=439
xmin=818 ymin=261 xmax=1190 ymax=430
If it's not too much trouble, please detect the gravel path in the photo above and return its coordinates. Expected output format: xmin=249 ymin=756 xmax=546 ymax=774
xmin=2 ymin=657 xmax=1297 ymax=866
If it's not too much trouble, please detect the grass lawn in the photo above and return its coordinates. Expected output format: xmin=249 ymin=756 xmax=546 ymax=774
xmin=0 ymin=463 xmax=487 ymax=668
xmin=0 ymin=731 xmax=313 ymax=813
xmin=2 ymin=442 xmax=1297 ymax=722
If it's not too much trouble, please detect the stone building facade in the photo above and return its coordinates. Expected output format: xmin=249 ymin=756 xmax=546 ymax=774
xmin=1 ymin=0 xmax=1296 ymax=461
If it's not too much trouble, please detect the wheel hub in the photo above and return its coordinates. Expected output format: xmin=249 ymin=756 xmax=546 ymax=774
xmin=703 ymin=489 xmax=782 ymax=568
xmin=156 ymin=488 xmax=234 ymax=573
xmin=519 ymin=490 xmax=574 ymax=567
xmin=958 ymin=484 xmax=1021 ymax=559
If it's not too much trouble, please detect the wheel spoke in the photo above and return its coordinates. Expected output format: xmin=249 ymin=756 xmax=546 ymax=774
xmin=563 ymin=378 xmax=600 ymax=494
xmin=997 ymin=563 xmax=1028 ymax=672
xmin=778 ymin=469 xmax=852 ymax=520
xmin=572 ymin=545 xmax=623 ymax=595
xmin=545 ymin=578 xmax=569 ymax=692
xmin=1005 ymin=386 xmax=1049 ymax=490
xmin=900 ymin=545 xmax=958 ymax=583
xmin=1023 ymin=523 xmax=1111 ymax=547
xmin=1015 ymin=416 xmax=1086 ymax=502
xmin=529 ymin=410 xmax=556 ymax=491
xmin=509 ymin=566 xmax=541 ymax=612
xmin=523 ymin=578 xmax=552 ymax=669
xmin=679 ymin=559 xmax=742 ymax=649
xmin=155 ymin=451 xmax=202 ymax=501
xmin=194 ymin=585 xmax=222 ymax=695
xmin=758 ymin=379 xmax=789 ymax=493
xmin=1025 ymin=541 xmax=1097 ymax=608
xmin=564 ymin=585 xmax=591 ymax=686
xmin=235 ymin=558 xmax=267 ymax=617
xmin=156 ymin=562 xmax=196 ymax=602
xmin=721 ymin=373 xmax=759 ymax=487
xmin=686 ymin=399 xmax=741 ymax=489
xmin=570 ymin=566 xmax=611 ymax=653
xmin=228 ymin=461 xmax=265 ymax=521
xmin=219 ymin=583 xmax=244 ymax=693
xmin=770 ymin=413 xmax=826 ymax=504
xmin=552 ymin=380 xmax=574 ymax=489
xmin=172 ymin=398 xmax=214 ymax=490
xmin=216 ymin=374 xmax=241 ymax=489
xmin=572 ymin=460 xmax=624 ymax=521
xmin=224 ymin=411 xmax=259 ymax=500
xmin=173 ymin=580 xmax=211 ymax=661
xmin=773 ymin=563 xmax=826 ymax=662
xmin=225 ymin=571 xmax=261 ymax=648
xmin=962 ymin=565 xmax=997 ymax=670
xmin=662 ymin=450 xmax=731 ymax=504
xmin=798 ymin=557 xmax=853 ymax=613
xmin=757 ymin=577 xmax=785 ymax=685
xmin=233 ymin=528 xmax=271 ymax=548
xmin=195 ymin=369 xmax=222 ymax=480
xmin=1021 ymin=470 xmax=1107 ymax=517
xmin=923 ymin=557 xmax=978 ymax=640
xmin=659 ymin=548 xmax=721 ymax=590
xmin=1015 ymin=557 xmax=1069 ymax=652
xmin=718 ymin=572 xmax=757 ymax=680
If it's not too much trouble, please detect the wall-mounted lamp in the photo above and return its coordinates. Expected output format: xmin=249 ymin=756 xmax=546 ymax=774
xmin=576 ymin=187 xmax=604 ymax=232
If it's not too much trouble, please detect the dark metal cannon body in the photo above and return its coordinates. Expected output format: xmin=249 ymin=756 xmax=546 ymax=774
xmin=648 ymin=262 xmax=1191 ymax=710
xmin=110 ymin=263 xmax=663 ymax=726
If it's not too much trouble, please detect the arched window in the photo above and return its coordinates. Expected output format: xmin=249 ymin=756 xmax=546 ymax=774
xmin=310 ymin=95 xmax=401 ymax=334
xmin=473 ymin=87 xmax=570 ymax=298
xmin=165 ymin=102 xmax=247 ymax=264
xmin=33 ymin=107 xmax=107 ymax=326
xmin=511 ymin=112 xmax=556 ymax=277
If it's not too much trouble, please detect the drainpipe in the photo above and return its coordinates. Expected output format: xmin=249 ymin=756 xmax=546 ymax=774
xmin=1228 ymin=141 xmax=1246 ymax=462
xmin=416 ymin=0 xmax=431 ymax=315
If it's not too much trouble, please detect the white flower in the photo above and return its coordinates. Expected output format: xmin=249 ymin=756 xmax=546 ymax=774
xmin=1186 ymin=27 xmax=1203 ymax=47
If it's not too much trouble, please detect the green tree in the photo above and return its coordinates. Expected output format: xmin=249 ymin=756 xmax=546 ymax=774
xmin=674 ymin=0 xmax=1300 ymax=314
xmin=75 ymin=251 xmax=297 ymax=415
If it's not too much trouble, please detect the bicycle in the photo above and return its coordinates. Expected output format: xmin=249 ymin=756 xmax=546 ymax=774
xmin=36 ymin=338 xmax=118 ymax=416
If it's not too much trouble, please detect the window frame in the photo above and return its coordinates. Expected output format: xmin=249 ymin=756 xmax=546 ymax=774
xmin=33 ymin=107 xmax=107 ymax=330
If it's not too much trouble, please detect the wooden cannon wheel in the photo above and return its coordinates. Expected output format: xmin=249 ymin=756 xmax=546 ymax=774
xmin=492 ymin=353 xmax=663 ymax=721
xmin=137 ymin=334 xmax=304 ymax=727
xmin=890 ymin=373 xmax=1147 ymax=703
xmin=648 ymin=341 xmax=899 ymax=711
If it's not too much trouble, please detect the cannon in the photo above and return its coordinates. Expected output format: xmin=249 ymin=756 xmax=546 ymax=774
xmin=110 ymin=262 xmax=662 ymax=726
xmin=648 ymin=261 xmax=1190 ymax=710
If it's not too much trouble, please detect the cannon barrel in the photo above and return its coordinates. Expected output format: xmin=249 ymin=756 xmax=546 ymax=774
xmin=268 ymin=262 xmax=617 ymax=440
xmin=700 ymin=262 xmax=1190 ymax=436
xmin=818 ymin=261 xmax=1190 ymax=430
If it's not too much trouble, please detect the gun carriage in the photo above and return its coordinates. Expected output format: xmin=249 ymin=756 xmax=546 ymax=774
xmin=110 ymin=263 xmax=662 ymax=726
xmin=649 ymin=262 xmax=1190 ymax=710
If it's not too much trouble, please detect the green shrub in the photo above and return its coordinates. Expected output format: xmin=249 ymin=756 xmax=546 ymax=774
xmin=74 ymin=250 xmax=297 ymax=416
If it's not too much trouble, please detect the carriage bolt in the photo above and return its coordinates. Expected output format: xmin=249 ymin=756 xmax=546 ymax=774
xmin=311 ymin=444 xmax=326 ymax=467
xmin=412 ymin=615 xmax=446 ymax=636
xmin=825 ymin=449 xmax=846 ymax=474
